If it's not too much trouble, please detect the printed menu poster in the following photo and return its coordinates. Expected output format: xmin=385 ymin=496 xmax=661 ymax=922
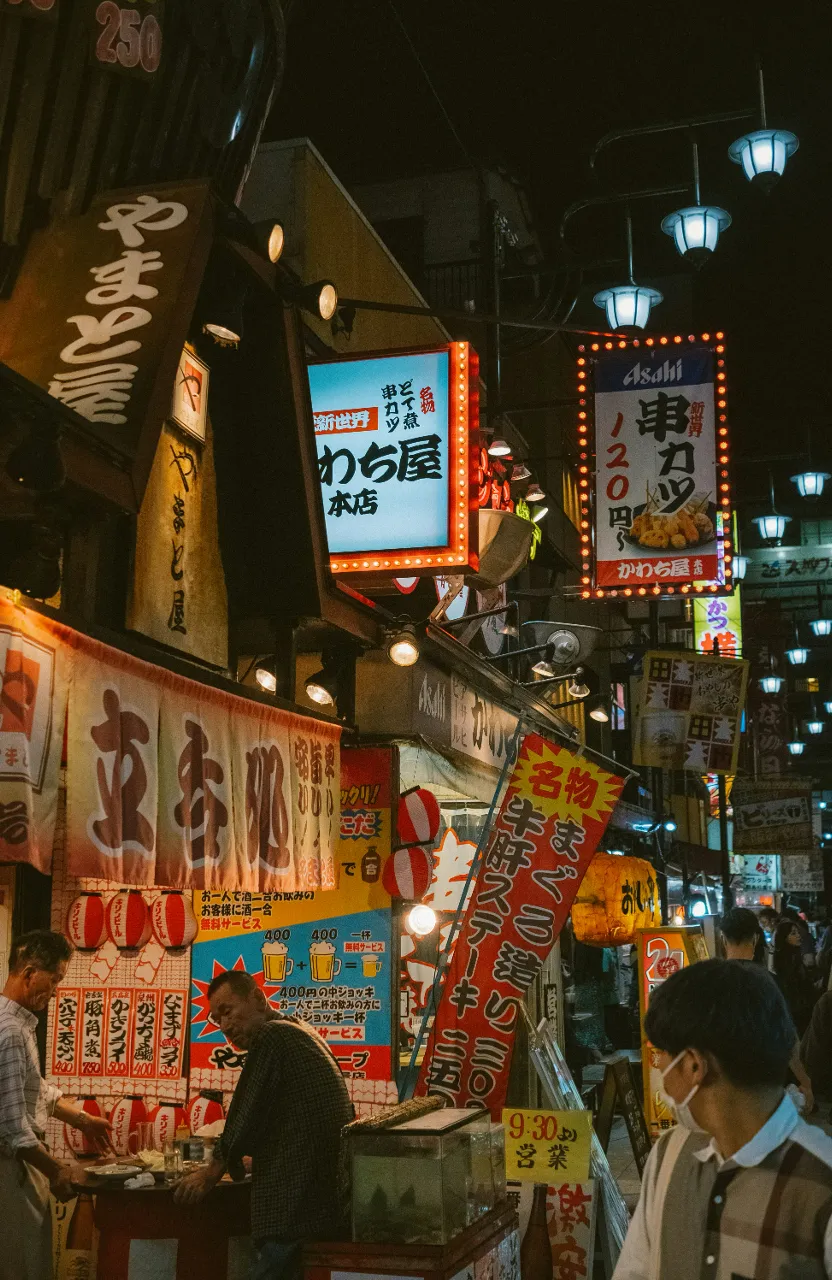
xmin=190 ymin=746 xmax=395 ymax=1082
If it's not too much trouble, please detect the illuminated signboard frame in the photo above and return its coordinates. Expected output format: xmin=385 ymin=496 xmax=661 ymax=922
xmin=312 ymin=341 xmax=479 ymax=579
xmin=576 ymin=331 xmax=733 ymax=601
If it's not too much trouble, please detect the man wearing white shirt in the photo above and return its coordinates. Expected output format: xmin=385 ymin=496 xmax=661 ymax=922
xmin=0 ymin=930 xmax=112 ymax=1280
xmin=614 ymin=958 xmax=832 ymax=1280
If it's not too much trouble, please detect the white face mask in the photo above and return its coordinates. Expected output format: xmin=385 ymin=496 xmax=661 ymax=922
xmin=659 ymin=1049 xmax=705 ymax=1133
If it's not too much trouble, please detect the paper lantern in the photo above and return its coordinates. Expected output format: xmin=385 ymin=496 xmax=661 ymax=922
xmin=109 ymin=1095 xmax=147 ymax=1156
xmin=398 ymin=787 xmax=441 ymax=846
xmin=64 ymin=1096 xmax=103 ymax=1156
xmin=188 ymin=1092 xmax=225 ymax=1134
xmin=65 ymin=892 xmax=107 ymax=951
xmin=382 ymin=846 xmax=433 ymax=900
xmin=572 ymin=853 xmax=661 ymax=947
xmin=149 ymin=1100 xmax=189 ymax=1150
xmin=151 ymin=891 xmax=198 ymax=950
xmin=106 ymin=890 xmax=151 ymax=950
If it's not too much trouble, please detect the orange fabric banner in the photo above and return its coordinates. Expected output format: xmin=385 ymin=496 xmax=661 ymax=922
xmin=0 ymin=597 xmax=70 ymax=872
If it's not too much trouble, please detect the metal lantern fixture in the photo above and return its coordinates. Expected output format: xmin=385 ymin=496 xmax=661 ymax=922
xmin=759 ymin=674 xmax=783 ymax=694
xmin=594 ymin=212 xmax=662 ymax=331
xmin=733 ymin=555 xmax=749 ymax=580
xmin=786 ymin=647 xmax=809 ymax=666
xmin=792 ymin=471 xmax=830 ymax=499
xmin=754 ymin=473 xmax=790 ymax=545
xmin=728 ymin=64 xmax=799 ymax=190
xmin=661 ymin=140 xmax=731 ymax=267
xmin=807 ymin=720 xmax=824 ymax=735
xmin=811 ymin=619 xmax=832 ymax=637
xmin=825 ymin=701 xmax=832 ymax=716
xmin=788 ymin=740 xmax=806 ymax=756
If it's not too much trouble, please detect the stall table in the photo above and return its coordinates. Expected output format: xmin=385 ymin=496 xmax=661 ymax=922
xmin=304 ymin=1204 xmax=519 ymax=1280
xmin=89 ymin=1176 xmax=253 ymax=1280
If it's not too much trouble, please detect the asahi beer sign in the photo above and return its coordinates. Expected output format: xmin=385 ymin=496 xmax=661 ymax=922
xmin=308 ymin=344 xmax=478 ymax=577
xmin=590 ymin=344 xmax=727 ymax=591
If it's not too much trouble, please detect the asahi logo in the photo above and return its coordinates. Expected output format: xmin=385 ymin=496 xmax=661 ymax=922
xmin=418 ymin=672 xmax=447 ymax=723
xmin=623 ymin=358 xmax=684 ymax=388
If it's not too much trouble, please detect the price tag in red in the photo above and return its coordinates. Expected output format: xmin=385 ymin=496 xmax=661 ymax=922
xmin=92 ymin=0 xmax=164 ymax=77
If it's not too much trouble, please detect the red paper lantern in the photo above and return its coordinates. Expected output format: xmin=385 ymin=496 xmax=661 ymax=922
xmin=382 ymin=846 xmax=433 ymax=900
xmin=188 ymin=1092 xmax=225 ymax=1134
xmin=398 ymin=787 xmax=441 ymax=846
xmin=151 ymin=891 xmax=198 ymax=950
xmin=149 ymin=1100 xmax=188 ymax=1150
xmin=109 ymin=1095 xmax=147 ymax=1156
xmin=64 ymin=1096 xmax=103 ymax=1156
xmin=65 ymin=892 xmax=107 ymax=951
xmin=106 ymin=890 xmax=151 ymax=950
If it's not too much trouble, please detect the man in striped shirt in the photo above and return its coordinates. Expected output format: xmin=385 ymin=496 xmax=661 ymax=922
xmin=1 ymin=930 xmax=112 ymax=1280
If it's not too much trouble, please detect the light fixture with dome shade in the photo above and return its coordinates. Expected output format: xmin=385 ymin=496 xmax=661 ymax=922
xmin=759 ymin=674 xmax=783 ymax=694
xmin=589 ymin=698 xmax=610 ymax=723
xmin=788 ymin=740 xmax=805 ymax=756
xmin=283 ymin=279 xmax=339 ymax=322
xmin=488 ymin=438 xmax=512 ymax=458
xmin=532 ymin=505 xmax=549 ymax=524
xmin=525 ymin=483 xmax=545 ymax=502
xmin=254 ymin=662 xmax=277 ymax=694
xmin=661 ymin=140 xmax=731 ymax=267
xmin=733 ymin=555 xmax=749 ymax=581
xmin=594 ymin=211 xmax=662 ymax=332
xmin=511 ymin=462 xmax=531 ymax=482
xmin=811 ymin=619 xmax=832 ymax=637
xmin=825 ymin=701 xmax=832 ymax=716
xmin=304 ymin=666 xmax=339 ymax=708
xmin=786 ymin=646 xmax=809 ymax=666
xmin=807 ymin=719 xmax=824 ymax=736
xmin=792 ymin=471 xmax=830 ymax=499
xmin=728 ymin=64 xmax=798 ymax=191
xmin=568 ymin=672 xmax=591 ymax=699
xmin=754 ymin=473 xmax=790 ymax=545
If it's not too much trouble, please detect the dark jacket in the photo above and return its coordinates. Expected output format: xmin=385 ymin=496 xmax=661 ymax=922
xmin=801 ymin=991 xmax=832 ymax=1096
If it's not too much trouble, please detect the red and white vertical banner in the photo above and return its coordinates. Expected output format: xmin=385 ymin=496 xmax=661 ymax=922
xmin=131 ymin=990 xmax=159 ymax=1078
xmin=104 ymin=990 xmax=134 ymax=1077
xmin=157 ymin=990 xmax=186 ymax=1079
xmin=66 ymin=635 xmax=160 ymax=884
xmin=156 ymin=686 xmax=237 ymax=889
xmin=416 ymin=734 xmax=623 ymax=1116
xmin=52 ymin=988 xmax=81 ymax=1076
xmin=0 ymin=597 xmax=70 ymax=872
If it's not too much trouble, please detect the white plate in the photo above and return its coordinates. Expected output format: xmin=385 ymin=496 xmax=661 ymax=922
xmin=92 ymin=1163 xmax=143 ymax=1180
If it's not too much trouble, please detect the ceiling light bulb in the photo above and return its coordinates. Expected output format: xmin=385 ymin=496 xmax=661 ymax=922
xmin=407 ymin=904 xmax=437 ymax=937
xmin=488 ymin=438 xmax=512 ymax=457
xmin=255 ymin=665 xmax=277 ymax=694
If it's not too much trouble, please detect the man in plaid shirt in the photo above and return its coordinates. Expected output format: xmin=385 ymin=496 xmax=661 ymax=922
xmin=176 ymin=969 xmax=354 ymax=1280
xmin=0 ymin=930 xmax=113 ymax=1280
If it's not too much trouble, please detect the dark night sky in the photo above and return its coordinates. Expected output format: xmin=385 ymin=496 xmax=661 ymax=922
xmin=268 ymin=1 xmax=832 ymax=506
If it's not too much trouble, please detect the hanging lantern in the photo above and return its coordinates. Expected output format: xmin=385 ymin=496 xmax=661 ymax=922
xmin=788 ymin=741 xmax=805 ymax=756
xmin=151 ymin=892 xmax=198 ymax=950
xmin=811 ymin=620 xmax=832 ymax=637
xmin=65 ymin=892 xmax=107 ymax=951
xmin=661 ymin=205 xmax=732 ymax=266
xmin=792 ymin=471 xmax=830 ymax=499
xmin=149 ymin=1100 xmax=189 ymax=1150
xmin=106 ymin=890 xmax=151 ymax=950
xmin=188 ymin=1091 xmax=225 ymax=1134
xmin=572 ymin=853 xmax=661 ymax=947
xmin=64 ymin=1096 xmax=103 ymax=1156
xmin=754 ymin=513 xmax=789 ymax=543
xmin=382 ymin=846 xmax=433 ymax=900
xmin=728 ymin=128 xmax=799 ymax=190
xmin=759 ymin=675 xmax=783 ymax=694
xmin=786 ymin=647 xmax=809 ymax=666
xmin=109 ymin=1095 xmax=147 ymax=1156
xmin=733 ymin=555 xmax=748 ymax=581
xmin=397 ymin=787 xmax=441 ymax=846
xmin=593 ymin=284 xmax=663 ymax=331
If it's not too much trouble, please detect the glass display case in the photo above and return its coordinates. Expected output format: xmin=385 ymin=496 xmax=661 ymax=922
xmin=350 ymin=1108 xmax=505 ymax=1245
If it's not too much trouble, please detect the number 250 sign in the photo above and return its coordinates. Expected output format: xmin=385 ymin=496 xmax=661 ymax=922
xmin=93 ymin=0 xmax=163 ymax=77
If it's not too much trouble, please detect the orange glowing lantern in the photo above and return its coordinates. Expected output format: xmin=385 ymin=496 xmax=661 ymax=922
xmin=572 ymin=853 xmax=661 ymax=947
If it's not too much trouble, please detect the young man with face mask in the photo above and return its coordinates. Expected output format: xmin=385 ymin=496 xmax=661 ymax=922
xmin=614 ymin=958 xmax=832 ymax=1280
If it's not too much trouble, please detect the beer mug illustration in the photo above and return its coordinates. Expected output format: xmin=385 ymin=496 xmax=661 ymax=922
xmin=310 ymin=941 xmax=341 ymax=983
xmin=262 ymin=941 xmax=293 ymax=983
xmin=362 ymin=954 xmax=382 ymax=978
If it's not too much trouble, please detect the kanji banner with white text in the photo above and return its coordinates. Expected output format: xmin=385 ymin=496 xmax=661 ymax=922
xmin=0 ymin=598 xmax=71 ymax=872
xmin=416 ymin=734 xmax=623 ymax=1115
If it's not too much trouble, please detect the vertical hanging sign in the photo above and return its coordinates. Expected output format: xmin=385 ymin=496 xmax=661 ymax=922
xmin=579 ymin=335 xmax=732 ymax=597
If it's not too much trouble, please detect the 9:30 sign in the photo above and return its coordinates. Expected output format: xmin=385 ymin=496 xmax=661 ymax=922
xmin=93 ymin=0 xmax=163 ymax=76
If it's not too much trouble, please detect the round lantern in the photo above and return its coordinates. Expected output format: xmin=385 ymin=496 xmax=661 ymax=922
xmin=151 ymin=891 xmax=198 ymax=950
xmin=65 ymin=892 xmax=107 ymax=951
xmin=382 ymin=846 xmax=433 ymax=901
xmin=64 ymin=1095 xmax=103 ymax=1156
xmin=188 ymin=1091 xmax=225 ymax=1134
xmin=106 ymin=890 xmax=151 ymax=950
xmin=571 ymin=853 xmax=661 ymax=947
xmin=149 ymin=1100 xmax=189 ymax=1150
xmin=109 ymin=1095 xmax=147 ymax=1156
xmin=397 ymin=787 xmax=441 ymax=847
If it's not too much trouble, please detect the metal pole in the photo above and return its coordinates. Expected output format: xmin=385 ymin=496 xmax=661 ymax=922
xmin=718 ymin=772 xmax=733 ymax=910
xmin=757 ymin=60 xmax=768 ymax=129
xmin=648 ymin=600 xmax=668 ymax=923
xmin=691 ymin=138 xmax=702 ymax=205
xmin=625 ymin=208 xmax=635 ymax=284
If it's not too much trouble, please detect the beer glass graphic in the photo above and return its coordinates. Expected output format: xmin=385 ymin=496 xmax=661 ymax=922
xmin=310 ymin=941 xmax=341 ymax=982
xmin=362 ymin=954 xmax=382 ymax=978
xmin=262 ymin=941 xmax=293 ymax=983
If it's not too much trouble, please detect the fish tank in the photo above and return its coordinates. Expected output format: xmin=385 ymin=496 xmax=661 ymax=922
xmin=350 ymin=1108 xmax=501 ymax=1244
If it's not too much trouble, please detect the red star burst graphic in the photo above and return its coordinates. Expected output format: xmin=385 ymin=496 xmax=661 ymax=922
xmin=190 ymin=956 xmax=281 ymax=1040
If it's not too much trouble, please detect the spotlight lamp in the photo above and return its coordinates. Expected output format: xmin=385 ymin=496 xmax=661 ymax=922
xmin=304 ymin=667 xmax=339 ymax=707
xmin=759 ymin=674 xmax=783 ymax=694
xmin=266 ymin=222 xmax=285 ymax=263
xmin=5 ymin=424 xmax=65 ymax=493
xmin=289 ymin=279 xmax=338 ymax=321
xmin=524 ymin=483 xmax=546 ymax=503
xmin=733 ymin=555 xmax=749 ymax=581
xmin=511 ymin=463 xmax=532 ymax=482
xmin=532 ymin=505 xmax=549 ymax=524
xmin=810 ymin=619 xmax=832 ymax=637
xmin=386 ymin=621 xmax=421 ymax=668
xmin=407 ymin=904 xmax=437 ymax=937
xmin=488 ymin=438 xmax=512 ymax=458
xmin=792 ymin=471 xmax=830 ymax=500
xmin=589 ymin=700 xmax=610 ymax=723
xmin=255 ymin=663 xmax=278 ymax=694
xmin=567 ymin=671 xmax=590 ymax=699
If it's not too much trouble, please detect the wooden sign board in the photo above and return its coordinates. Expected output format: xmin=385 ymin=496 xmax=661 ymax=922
xmin=594 ymin=1056 xmax=652 ymax=1176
